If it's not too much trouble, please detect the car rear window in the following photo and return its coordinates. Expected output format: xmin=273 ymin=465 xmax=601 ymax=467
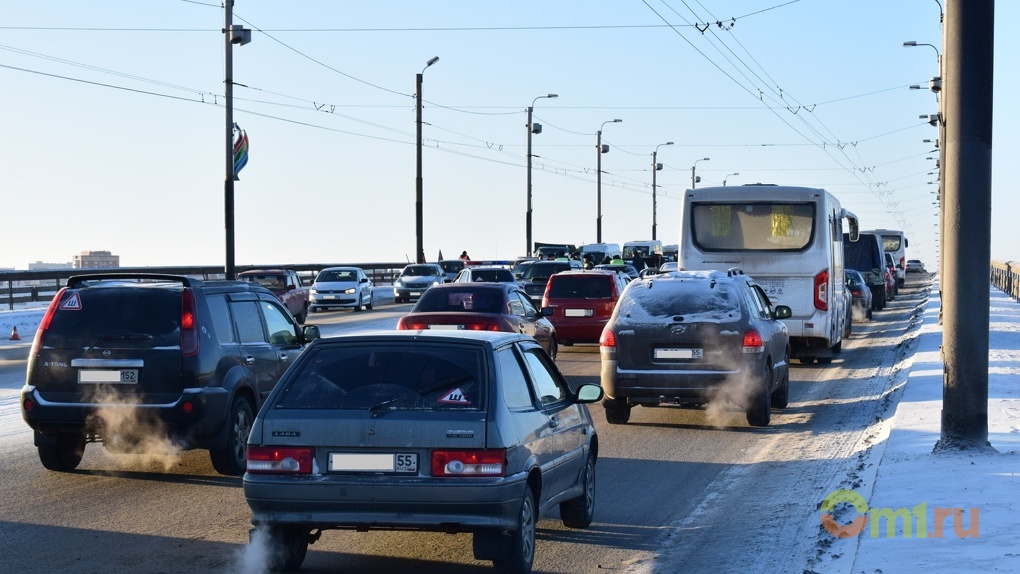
xmin=521 ymin=262 xmax=570 ymax=281
xmin=43 ymin=287 xmax=182 ymax=348
xmin=414 ymin=289 xmax=504 ymax=313
xmin=471 ymin=269 xmax=515 ymax=282
xmin=547 ymin=275 xmax=613 ymax=299
xmin=274 ymin=345 xmax=486 ymax=411
xmin=620 ymin=279 xmax=741 ymax=320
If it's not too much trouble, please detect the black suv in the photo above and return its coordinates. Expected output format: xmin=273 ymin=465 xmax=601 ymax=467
xmin=20 ymin=273 xmax=319 ymax=475
xmin=517 ymin=260 xmax=583 ymax=303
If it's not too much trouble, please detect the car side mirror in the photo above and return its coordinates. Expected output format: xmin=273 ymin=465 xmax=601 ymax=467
xmin=360 ymin=278 xmax=368 ymax=283
xmin=574 ymin=383 xmax=604 ymax=403
xmin=302 ymin=324 xmax=321 ymax=343
xmin=773 ymin=305 xmax=793 ymax=320
xmin=540 ymin=307 xmax=553 ymax=317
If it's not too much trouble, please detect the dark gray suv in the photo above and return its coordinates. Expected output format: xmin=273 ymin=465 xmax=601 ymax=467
xmin=20 ymin=273 xmax=319 ymax=475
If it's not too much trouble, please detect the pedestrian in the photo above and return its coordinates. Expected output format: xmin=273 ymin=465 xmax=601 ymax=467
xmin=459 ymin=251 xmax=470 ymax=261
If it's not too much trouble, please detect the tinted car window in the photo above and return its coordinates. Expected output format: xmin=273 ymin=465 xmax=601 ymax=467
xmin=43 ymin=287 xmax=180 ymax=348
xmin=317 ymin=269 xmax=357 ymax=282
xmin=497 ymin=347 xmax=534 ymax=409
xmin=207 ymin=294 xmax=236 ymax=344
xmin=522 ymin=348 xmax=566 ymax=406
xmin=691 ymin=202 xmax=815 ymax=251
xmin=402 ymin=265 xmax=439 ymax=277
xmin=548 ymin=275 xmax=613 ymax=298
xmin=274 ymin=345 xmax=485 ymax=411
xmin=520 ymin=262 xmax=571 ymax=281
xmin=413 ymin=288 xmax=504 ymax=313
xmin=232 ymin=301 xmax=266 ymax=343
xmin=472 ymin=269 xmax=515 ymax=282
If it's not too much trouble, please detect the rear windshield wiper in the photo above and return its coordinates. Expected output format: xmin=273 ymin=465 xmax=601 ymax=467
xmin=368 ymin=374 xmax=473 ymax=415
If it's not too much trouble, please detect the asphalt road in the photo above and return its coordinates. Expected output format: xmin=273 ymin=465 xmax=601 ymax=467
xmin=0 ymin=278 xmax=932 ymax=573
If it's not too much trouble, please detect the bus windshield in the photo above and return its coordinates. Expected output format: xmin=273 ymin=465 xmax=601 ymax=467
xmin=690 ymin=202 xmax=815 ymax=251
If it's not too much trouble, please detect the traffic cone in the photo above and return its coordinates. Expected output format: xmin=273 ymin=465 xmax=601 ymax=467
xmin=10 ymin=326 xmax=20 ymax=341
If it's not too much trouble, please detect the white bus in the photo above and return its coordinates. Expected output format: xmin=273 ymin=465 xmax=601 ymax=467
xmin=678 ymin=185 xmax=859 ymax=364
xmin=864 ymin=229 xmax=908 ymax=288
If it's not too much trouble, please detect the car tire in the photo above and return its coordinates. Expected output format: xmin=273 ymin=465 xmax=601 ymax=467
xmin=309 ymin=305 xmax=319 ymax=313
xmin=295 ymin=305 xmax=307 ymax=324
xmin=366 ymin=291 xmax=374 ymax=310
xmin=560 ymin=452 xmax=596 ymax=528
xmin=876 ymin=288 xmax=886 ymax=310
xmin=562 ymin=341 xmax=574 ymax=347
xmin=493 ymin=487 xmax=536 ymax=574
xmin=261 ymin=525 xmax=310 ymax=573
xmin=866 ymin=307 xmax=873 ymax=320
xmin=38 ymin=432 xmax=86 ymax=472
xmin=547 ymin=336 xmax=558 ymax=361
xmin=770 ymin=360 xmax=790 ymax=409
xmin=603 ymin=398 xmax=631 ymax=425
xmin=210 ymin=396 xmax=254 ymax=476
xmin=746 ymin=366 xmax=772 ymax=427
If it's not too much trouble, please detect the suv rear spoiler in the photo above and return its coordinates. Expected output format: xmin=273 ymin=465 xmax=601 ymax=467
xmin=66 ymin=273 xmax=201 ymax=289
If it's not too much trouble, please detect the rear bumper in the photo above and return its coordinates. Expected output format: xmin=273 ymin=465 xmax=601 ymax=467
xmin=600 ymin=357 xmax=755 ymax=404
xmin=549 ymin=318 xmax=608 ymax=343
xmin=244 ymin=473 xmax=529 ymax=532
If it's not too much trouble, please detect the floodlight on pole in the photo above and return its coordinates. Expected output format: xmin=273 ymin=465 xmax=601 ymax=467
xmin=526 ymin=93 xmax=558 ymax=257
xmin=596 ymin=119 xmax=622 ymax=243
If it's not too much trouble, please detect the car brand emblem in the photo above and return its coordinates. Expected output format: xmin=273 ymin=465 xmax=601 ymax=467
xmin=102 ymin=350 xmax=112 ymax=356
xmin=671 ymin=325 xmax=688 ymax=336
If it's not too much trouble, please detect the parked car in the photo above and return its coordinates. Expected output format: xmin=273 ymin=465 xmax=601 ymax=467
xmin=238 ymin=269 xmax=310 ymax=324
xmin=542 ymin=270 xmax=629 ymax=346
xmin=393 ymin=263 xmax=446 ymax=303
xmin=517 ymin=260 xmax=583 ymax=304
xmin=600 ymin=269 xmax=792 ymax=427
xmin=308 ymin=266 xmax=374 ymax=313
xmin=397 ymin=283 xmax=558 ymax=360
xmin=454 ymin=265 xmax=517 ymax=284
xmin=243 ymin=330 xmax=603 ymax=573
xmin=20 ymin=273 xmax=319 ymax=476
xmin=845 ymin=269 xmax=873 ymax=320
xmin=906 ymin=259 xmax=927 ymax=274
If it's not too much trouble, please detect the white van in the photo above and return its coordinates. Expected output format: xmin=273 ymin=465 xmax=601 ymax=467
xmin=580 ymin=243 xmax=621 ymax=265
xmin=864 ymin=229 xmax=908 ymax=288
xmin=622 ymin=240 xmax=664 ymax=268
xmin=678 ymin=185 xmax=859 ymax=364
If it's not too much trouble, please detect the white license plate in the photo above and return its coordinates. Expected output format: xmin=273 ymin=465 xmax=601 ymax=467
xmin=323 ymin=295 xmax=336 ymax=300
xmin=79 ymin=369 xmax=139 ymax=384
xmin=410 ymin=291 xmax=422 ymax=296
xmin=654 ymin=348 xmax=703 ymax=360
xmin=329 ymin=453 xmax=418 ymax=473
xmin=565 ymin=308 xmax=593 ymax=317
xmin=428 ymin=324 xmax=462 ymax=330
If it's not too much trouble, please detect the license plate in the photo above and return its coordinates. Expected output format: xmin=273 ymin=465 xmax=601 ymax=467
xmin=565 ymin=309 xmax=593 ymax=317
xmin=323 ymin=295 xmax=336 ymax=300
xmin=428 ymin=324 xmax=462 ymax=330
xmin=329 ymin=453 xmax=418 ymax=473
xmin=79 ymin=369 xmax=139 ymax=384
xmin=410 ymin=291 xmax=422 ymax=296
xmin=654 ymin=348 xmax=703 ymax=360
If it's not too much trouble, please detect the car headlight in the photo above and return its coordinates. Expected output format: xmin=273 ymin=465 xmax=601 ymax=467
xmin=344 ymin=288 xmax=356 ymax=295
xmin=309 ymin=289 xmax=318 ymax=295
xmin=394 ymin=279 xmax=404 ymax=287
xmin=433 ymin=280 xmax=441 ymax=286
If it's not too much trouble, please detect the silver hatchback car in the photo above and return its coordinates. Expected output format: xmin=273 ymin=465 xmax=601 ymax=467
xmin=243 ymin=330 xmax=603 ymax=573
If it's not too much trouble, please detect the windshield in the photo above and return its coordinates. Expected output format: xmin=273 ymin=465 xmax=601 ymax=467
xmin=274 ymin=345 xmax=485 ymax=411
xmin=402 ymin=265 xmax=437 ymax=277
xmin=317 ymin=269 xmax=356 ymax=282
xmin=691 ymin=202 xmax=815 ymax=251
xmin=239 ymin=274 xmax=285 ymax=290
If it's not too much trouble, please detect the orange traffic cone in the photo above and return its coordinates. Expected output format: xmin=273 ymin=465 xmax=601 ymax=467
xmin=10 ymin=326 xmax=20 ymax=341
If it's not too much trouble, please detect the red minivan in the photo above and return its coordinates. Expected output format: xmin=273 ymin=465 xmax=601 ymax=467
xmin=542 ymin=270 xmax=629 ymax=346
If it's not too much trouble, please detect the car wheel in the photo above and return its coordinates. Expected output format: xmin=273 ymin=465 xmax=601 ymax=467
xmin=876 ymin=288 xmax=886 ymax=310
xmin=260 ymin=525 xmax=310 ymax=573
xmin=603 ymin=398 xmax=631 ymax=425
xmin=309 ymin=305 xmax=319 ymax=313
xmin=832 ymin=340 xmax=842 ymax=354
xmin=295 ymin=306 xmax=307 ymax=324
xmin=866 ymin=307 xmax=873 ymax=320
xmin=210 ymin=396 xmax=254 ymax=476
xmin=366 ymin=291 xmax=374 ymax=310
xmin=560 ymin=452 xmax=596 ymax=528
xmin=493 ymin=487 xmax=536 ymax=574
xmin=562 ymin=341 xmax=574 ymax=347
xmin=38 ymin=432 xmax=86 ymax=472
xmin=547 ymin=336 xmax=558 ymax=361
xmin=817 ymin=357 xmax=833 ymax=364
xmin=770 ymin=359 xmax=790 ymax=409
xmin=746 ymin=365 xmax=772 ymax=427
xmin=354 ymin=291 xmax=364 ymax=312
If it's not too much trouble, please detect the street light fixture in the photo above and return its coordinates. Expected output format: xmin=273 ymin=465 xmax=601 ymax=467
xmin=415 ymin=56 xmax=439 ymax=264
xmin=596 ymin=119 xmax=622 ymax=243
xmin=526 ymin=93 xmax=558 ymax=257
xmin=691 ymin=157 xmax=710 ymax=189
xmin=651 ymin=141 xmax=673 ymax=240
xmin=723 ymin=172 xmax=740 ymax=186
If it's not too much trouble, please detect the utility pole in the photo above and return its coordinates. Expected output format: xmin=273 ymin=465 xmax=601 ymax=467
xmin=937 ymin=0 xmax=994 ymax=452
xmin=415 ymin=57 xmax=439 ymax=264
xmin=222 ymin=1 xmax=249 ymax=279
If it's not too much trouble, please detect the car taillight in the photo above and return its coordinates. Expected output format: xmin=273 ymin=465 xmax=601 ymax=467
xmin=462 ymin=320 xmax=502 ymax=332
xmin=600 ymin=328 xmax=616 ymax=348
xmin=814 ymin=269 xmax=828 ymax=311
xmin=396 ymin=317 xmax=419 ymax=330
xmin=246 ymin=446 xmax=314 ymax=474
xmin=898 ymin=256 xmax=905 ymax=270
xmin=431 ymin=449 xmax=505 ymax=477
xmin=742 ymin=329 xmax=765 ymax=353
xmin=30 ymin=287 xmax=66 ymax=357
xmin=181 ymin=288 xmax=199 ymax=357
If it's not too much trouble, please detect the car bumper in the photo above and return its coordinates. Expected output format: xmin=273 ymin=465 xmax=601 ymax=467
xmin=244 ymin=472 xmax=529 ymax=532
xmin=549 ymin=319 xmax=608 ymax=344
xmin=600 ymin=356 xmax=757 ymax=404
xmin=311 ymin=295 xmax=358 ymax=307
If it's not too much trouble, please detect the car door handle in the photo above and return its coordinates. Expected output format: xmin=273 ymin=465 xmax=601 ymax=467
xmin=548 ymin=418 xmax=559 ymax=428
xmin=243 ymin=355 xmax=255 ymax=365
xmin=278 ymin=353 xmax=289 ymax=363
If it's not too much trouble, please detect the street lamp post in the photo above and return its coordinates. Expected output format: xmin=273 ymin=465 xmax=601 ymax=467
xmin=723 ymin=172 xmax=739 ymax=186
xmin=651 ymin=141 xmax=673 ymax=240
xmin=222 ymin=0 xmax=250 ymax=280
xmin=415 ymin=56 xmax=439 ymax=264
xmin=526 ymin=93 xmax=558 ymax=257
xmin=691 ymin=157 xmax=710 ymax=189
xmin=596 ymin=119 xmax=622 ymax=243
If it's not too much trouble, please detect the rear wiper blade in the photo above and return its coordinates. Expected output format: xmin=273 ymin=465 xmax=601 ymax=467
xmin=368 ymin=374 xmax=473 ymax=415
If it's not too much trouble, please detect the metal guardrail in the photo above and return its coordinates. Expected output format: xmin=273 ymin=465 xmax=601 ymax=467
xmin=990 ymin=260 xmax=1019 ymax=302
xmin=0 ymin=263 xmax=410 ymax=310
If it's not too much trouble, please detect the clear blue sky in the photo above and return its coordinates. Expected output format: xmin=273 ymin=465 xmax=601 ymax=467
xmin=1 ymin=0 xmax=1014 ymax=270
